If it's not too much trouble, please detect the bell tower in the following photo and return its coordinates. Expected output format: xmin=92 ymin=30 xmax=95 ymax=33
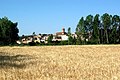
xmin=62 ymin=28 xmax=65 ymax=33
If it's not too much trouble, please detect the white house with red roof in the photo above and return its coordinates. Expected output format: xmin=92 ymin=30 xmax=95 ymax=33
xmin=52 ymin=28 xmax=68 ymax=41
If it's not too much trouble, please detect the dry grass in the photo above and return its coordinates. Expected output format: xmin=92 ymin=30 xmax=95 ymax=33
xmin=0 ymin=45 xmax=120 ymax=80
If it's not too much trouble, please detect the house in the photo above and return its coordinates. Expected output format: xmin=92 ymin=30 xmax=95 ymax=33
xmin=20 ymin=35 xmax=33 ymax=44
xmin=71 ymin=33 xmax=77 ymax=39
xmin=16 ymin=34 xmax=41 ymax=44
xmin=16 ymin=28 xmax=69 ymax=44
xmin=16 ymin=33 xmax=53 ymax=44
xmin=40 ymin=34 xmax=52 ymax=43
xmin=52 ymin=28 xmax=68 ymax=41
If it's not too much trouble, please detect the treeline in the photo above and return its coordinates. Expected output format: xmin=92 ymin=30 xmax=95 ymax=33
xmin=68 ymin=13 xmax=120 ymax=45
xmin=0 ymin=17 xmax=19 ymax=45
xmin=1 ymin=13 xmax=120 ymax=46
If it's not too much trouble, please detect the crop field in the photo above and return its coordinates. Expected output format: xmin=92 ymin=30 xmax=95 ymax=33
xmin=0 ymin=45 xmax=120 ymax=80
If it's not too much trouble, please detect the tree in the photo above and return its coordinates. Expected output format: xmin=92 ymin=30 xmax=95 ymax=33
xmin=68 ymin=27 xmax=71 ymax=35
xmin=85 ymin=15 xmax=93 ymax=32
xmin=76 ymin=17 xmax=85 ymax=44
xmin=75 ymin=13 xmax=120 ymax=44
xmin=0 ymin=17 xmax=19 ymax=45
xmin=118 ymin=16 xmax=120 ymax=43
xmin=92 ymin=14 xmax=100 ymax=44
xmin=33 ymin=32 xmax=36 ymax=35
xmin=117 ymin=16 xmax=120 ymax=43
xmin=68 ymin=27 xmax=74 ymax=45
xmin=68 ymin=27 xmax=71 ymax=45
xmin=84 ymin=15 xmax=94 ymax=43
xmin=101 ymin=13 xmax=111 ymax=44
xmin=47 ymin=34 xmax=53 ymax=44
xmin=111 ymin=15 xmax=120 ymax=43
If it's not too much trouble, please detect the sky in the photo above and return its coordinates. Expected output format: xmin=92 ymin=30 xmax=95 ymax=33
xmin=0 ymin=0 xmax=120 ymax=35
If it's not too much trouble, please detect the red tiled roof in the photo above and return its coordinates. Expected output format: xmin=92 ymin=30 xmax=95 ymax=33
xmin=56 ymin=32 xmax=67 ymax=35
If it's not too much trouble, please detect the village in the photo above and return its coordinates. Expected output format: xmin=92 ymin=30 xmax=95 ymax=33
xmin=16 ymin=28 xmax=79 ymax=44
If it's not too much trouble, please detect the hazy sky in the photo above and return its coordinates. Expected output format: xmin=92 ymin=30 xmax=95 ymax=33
xmin=0 ymin=0 xmax=120 ymax=35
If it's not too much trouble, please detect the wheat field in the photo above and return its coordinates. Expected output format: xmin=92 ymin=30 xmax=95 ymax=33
xmin=0 ymin=45 xmax=120 ymax=80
